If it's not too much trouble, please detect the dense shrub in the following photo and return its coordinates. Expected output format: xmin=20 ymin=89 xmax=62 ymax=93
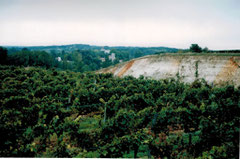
xmin=0 ymin=65 xmax=239 ymax=158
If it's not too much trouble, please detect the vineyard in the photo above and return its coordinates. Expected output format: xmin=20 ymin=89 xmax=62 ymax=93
xmin=0 ymin=65 xmax=239 ymax=158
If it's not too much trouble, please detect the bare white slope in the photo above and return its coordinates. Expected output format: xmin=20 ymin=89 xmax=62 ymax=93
xmin=99 ymin=54 xmax=240 ymax=86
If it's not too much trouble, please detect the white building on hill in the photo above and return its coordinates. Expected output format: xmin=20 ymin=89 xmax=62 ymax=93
xmin=101 ymin=48 xmax=111 ymax=54
xmin=109 ymin=53 xmax=116 ymax=62
xmin=56 ymin=57 xmax=62 ymax=62
xmin=100 ymin=57 xmax=106 ymax=62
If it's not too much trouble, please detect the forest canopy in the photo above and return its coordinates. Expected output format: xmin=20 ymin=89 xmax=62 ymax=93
xmin=1 ymin=45 xmax=178 ymax=73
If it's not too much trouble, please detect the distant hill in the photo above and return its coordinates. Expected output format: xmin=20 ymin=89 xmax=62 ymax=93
xmin=5 ymin=44 xmax=178 ymax=54
xmin=2 ymin=44 xmax=179 ymax=72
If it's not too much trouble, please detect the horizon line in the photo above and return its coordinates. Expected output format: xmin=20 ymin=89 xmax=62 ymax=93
xmin=1 ymin=43 xmax=240 ymax=51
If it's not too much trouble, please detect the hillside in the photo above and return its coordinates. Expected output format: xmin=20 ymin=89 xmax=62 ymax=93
xmin=98 ymin=53 xmax=240 ymax=87
xmin=1 ymin=45 xmax=178 ymax=73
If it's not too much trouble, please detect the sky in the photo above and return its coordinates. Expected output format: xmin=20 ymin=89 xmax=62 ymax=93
xmin=0 ymin=0 xmax=239 ymax=49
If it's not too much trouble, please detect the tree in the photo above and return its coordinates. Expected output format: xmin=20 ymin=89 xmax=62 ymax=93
xmin=0 ymin=47 xmax=8 ymax=65
xmin=202 ymin=47 xmax=209 ymax=53
xmin=190 ymin=44 xmax=202 ymax=53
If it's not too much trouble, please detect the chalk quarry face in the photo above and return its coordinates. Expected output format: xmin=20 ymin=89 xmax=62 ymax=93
xmin=98 ymin=54 xmax=240 ymax=87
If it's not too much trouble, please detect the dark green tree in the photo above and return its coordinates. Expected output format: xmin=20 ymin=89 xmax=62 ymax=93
xmin=190 ymin=44 xmax=202 ymax=53
xmin=202 ymin=47 xmax=209 ymax=53
xmin=0 ymin=47 xmax=8 ymax=65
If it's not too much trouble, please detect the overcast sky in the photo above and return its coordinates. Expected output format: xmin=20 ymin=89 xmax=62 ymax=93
xmin=0 ymin=0 xmax=239 ymax=49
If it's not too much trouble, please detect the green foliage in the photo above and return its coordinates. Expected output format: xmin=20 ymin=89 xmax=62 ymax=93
xmin=0 ymin=47 xmax=8 ymax=65
xmin=7 ymin=49 xmax=55 ymax=68
xmin=190 ymin=44 xmax=202 ymax=53
xmin=0 ymin=65 xmax=239 ymax=158
xmin=3 ymin=45 xmax=179 ymax=73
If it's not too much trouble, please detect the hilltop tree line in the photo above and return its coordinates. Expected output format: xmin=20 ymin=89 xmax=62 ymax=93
xmin=0 ymin=65 xmax=239 ymax=158
xmin=1 ymin=46 xmax=178 ymax=72
xmin=0 ymin=47 xmax=111 ymax=72
xmin=189 ymin=44 xmax=208 ymax=53
xmin=182 ymin=44 xmax=240 ymax=53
